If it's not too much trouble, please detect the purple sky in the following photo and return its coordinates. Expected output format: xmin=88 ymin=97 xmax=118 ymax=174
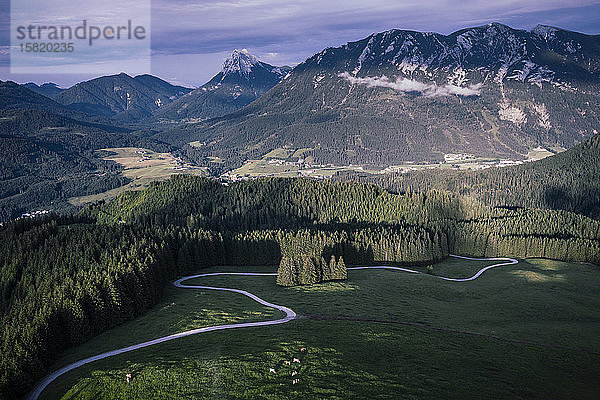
xmin=1 ymin=0 xmax=599 ymax=88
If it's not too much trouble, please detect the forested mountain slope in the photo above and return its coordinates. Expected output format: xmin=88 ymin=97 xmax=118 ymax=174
xmin=54 ymin=73 xmax=192 ymax=122
xmin=0 ymin=109 xmax=134 ymax=221
xmin=341 ymin=134 xmax=600 ymax=219
xmin=0 ymin=81 xmax=122 ymax=125
xmin=0 ymin=81 xmax=73 ymax=115
xmin=22 ymin=82 xmax=65 ymax=98
xmin=166 ymin=23 xmax=600 ymax=167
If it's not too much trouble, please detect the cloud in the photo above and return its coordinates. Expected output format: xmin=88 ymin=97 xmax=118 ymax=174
xmin=339 ymin=72 xmax=482 ymax=97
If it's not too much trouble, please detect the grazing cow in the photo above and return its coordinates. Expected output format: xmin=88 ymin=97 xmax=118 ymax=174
xmin=126 ymin=373 xmax=131 ymax=384
xmin=291 ymin=371 xmax=298 ymax=376
xmin=269 ymin=368 xmax=276 ymax=374
xmin=292 ymin=378 xmax=300 ymax=384
xmin=284 ymin=360 xmax=291 ymax=365
xmin=293 ymin=358 xmax=301 ymax=363
xmin=300 ymin=347 xmax=306 ymax=352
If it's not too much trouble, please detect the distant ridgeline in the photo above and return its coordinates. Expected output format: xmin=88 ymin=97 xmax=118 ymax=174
xmin=1 ymin=177 xmax=600 ymax=398
xmin=166 ymin=24 xmax=600 ymax=169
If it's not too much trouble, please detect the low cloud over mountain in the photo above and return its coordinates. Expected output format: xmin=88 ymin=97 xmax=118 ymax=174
xmin=338 ymin=72 xmax=482 ymax=97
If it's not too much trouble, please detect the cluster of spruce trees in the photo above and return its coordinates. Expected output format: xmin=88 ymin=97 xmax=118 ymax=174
xmin=1 ymin=176 xmax=599 ymax=398
xmin=277 ymin=255 xmax=346 ymax=286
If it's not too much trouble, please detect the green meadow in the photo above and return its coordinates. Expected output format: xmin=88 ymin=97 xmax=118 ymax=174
xmin=40 ymin=258 xmax=600 ymax=399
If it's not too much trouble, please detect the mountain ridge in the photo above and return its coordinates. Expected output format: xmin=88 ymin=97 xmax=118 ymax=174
xmin=152 ymin=49 xmax=291 ymax=123
xmin=22 ymin=82 xmax=65 ymax=98
xmin=54 ymin=73 xmax=193 ymax=122
xmin=163 ymin=23 xmax=600 ymax=168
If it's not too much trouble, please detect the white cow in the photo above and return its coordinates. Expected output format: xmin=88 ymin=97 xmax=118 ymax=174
xmin=269 ymin=368 xmax=276 ymax=374
xmin=293 ymin=358 xmax=301 ymax=363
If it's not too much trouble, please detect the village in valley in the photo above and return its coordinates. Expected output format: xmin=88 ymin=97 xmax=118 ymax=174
xmin=222 ymin=146 xmax=562 ymax=181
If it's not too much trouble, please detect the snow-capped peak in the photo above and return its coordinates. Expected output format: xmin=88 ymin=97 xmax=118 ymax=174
xmin=223 ymin=49 xmax=260 ymax=77
xmin=531 ymin=24 xmax=558 ymax=39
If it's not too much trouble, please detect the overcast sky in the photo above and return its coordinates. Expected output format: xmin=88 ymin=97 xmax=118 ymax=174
xmin=1 ymin=0 xmax=599 ymax=88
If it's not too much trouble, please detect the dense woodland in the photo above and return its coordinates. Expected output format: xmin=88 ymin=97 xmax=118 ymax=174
xmin=0 ymin=109 xmax=178 ymax=222
xmin=1 ymin=177 xmax=599 ymax=398
xmin=339 ymin=134 xmax=600 ymax=219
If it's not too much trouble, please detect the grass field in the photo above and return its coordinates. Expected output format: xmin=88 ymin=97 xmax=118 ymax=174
xmin=226 ymin=144 xmax=561 ymax=179
xmin=229 ymin=159 xmax=379 ymax=179
xmin=69 ymin=148 xmax=208 ymax=205
xmin=39 ymin=258 xmax=600 ymax=399
xmin=227 ymin=146 xmax=380 ymax=178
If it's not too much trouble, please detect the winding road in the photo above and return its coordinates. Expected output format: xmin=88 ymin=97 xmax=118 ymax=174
xmin=27 ymin=255 xmax=517 ymax=400
xmin=348 ymin=255 xmax=519 ymax=281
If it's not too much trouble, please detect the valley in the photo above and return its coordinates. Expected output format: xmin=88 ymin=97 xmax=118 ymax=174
xmin=69 ymin=148 xmax=208 ymax=206
xmin=222 ymin=146 xmax=561 ymax=180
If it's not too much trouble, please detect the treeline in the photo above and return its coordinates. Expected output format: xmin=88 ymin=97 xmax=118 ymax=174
xmin=338 ymin=134 xmax=600 ymax=219
xmin=90 ymin=176 xmax=600 ymax=263
xmin=91 ymin=176 xmax=600 ymax=264
xmin=2 ymin=176 xmax=600 ymax=398
xmin=91 ymin=176 xmax=488 ymax=229
xmin=173 ymin=227 xmax=447 ymax=269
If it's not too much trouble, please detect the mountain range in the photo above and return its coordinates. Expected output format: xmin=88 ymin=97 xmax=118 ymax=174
xmin=2 ymin=23 xmax=600 ymax=220
xmin=52 ymin=73 xmax=193 ymax=122
xmin=153 ymin=49 xmax=291 ymax=124
xmin=11 ymin=49 xmax=291 ymax=126
xmin=164 ymin=23 xmax=600 ymax=166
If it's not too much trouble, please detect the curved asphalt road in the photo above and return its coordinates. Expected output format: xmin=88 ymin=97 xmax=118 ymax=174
xmin=349 ymin=255 xmax=519 ymax=282
xmin=28 ymin=254 xmax=517 ymax=399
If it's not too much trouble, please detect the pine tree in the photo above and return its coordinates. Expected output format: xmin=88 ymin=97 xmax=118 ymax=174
xmin=276 ymin=256 xmax=295 ymax=286
xmin=333 ymin=256 xmax=347 ymax=280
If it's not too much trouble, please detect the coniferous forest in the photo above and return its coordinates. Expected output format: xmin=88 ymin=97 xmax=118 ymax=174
xmin=340 ymin=134 xmax=600 ymax=219
xmin=1 ymin=177 xmax=599 ymax=398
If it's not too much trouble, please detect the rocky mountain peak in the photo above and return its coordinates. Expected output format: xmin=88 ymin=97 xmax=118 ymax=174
xmin=222 ymin=49 xmax=260 ymax=77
